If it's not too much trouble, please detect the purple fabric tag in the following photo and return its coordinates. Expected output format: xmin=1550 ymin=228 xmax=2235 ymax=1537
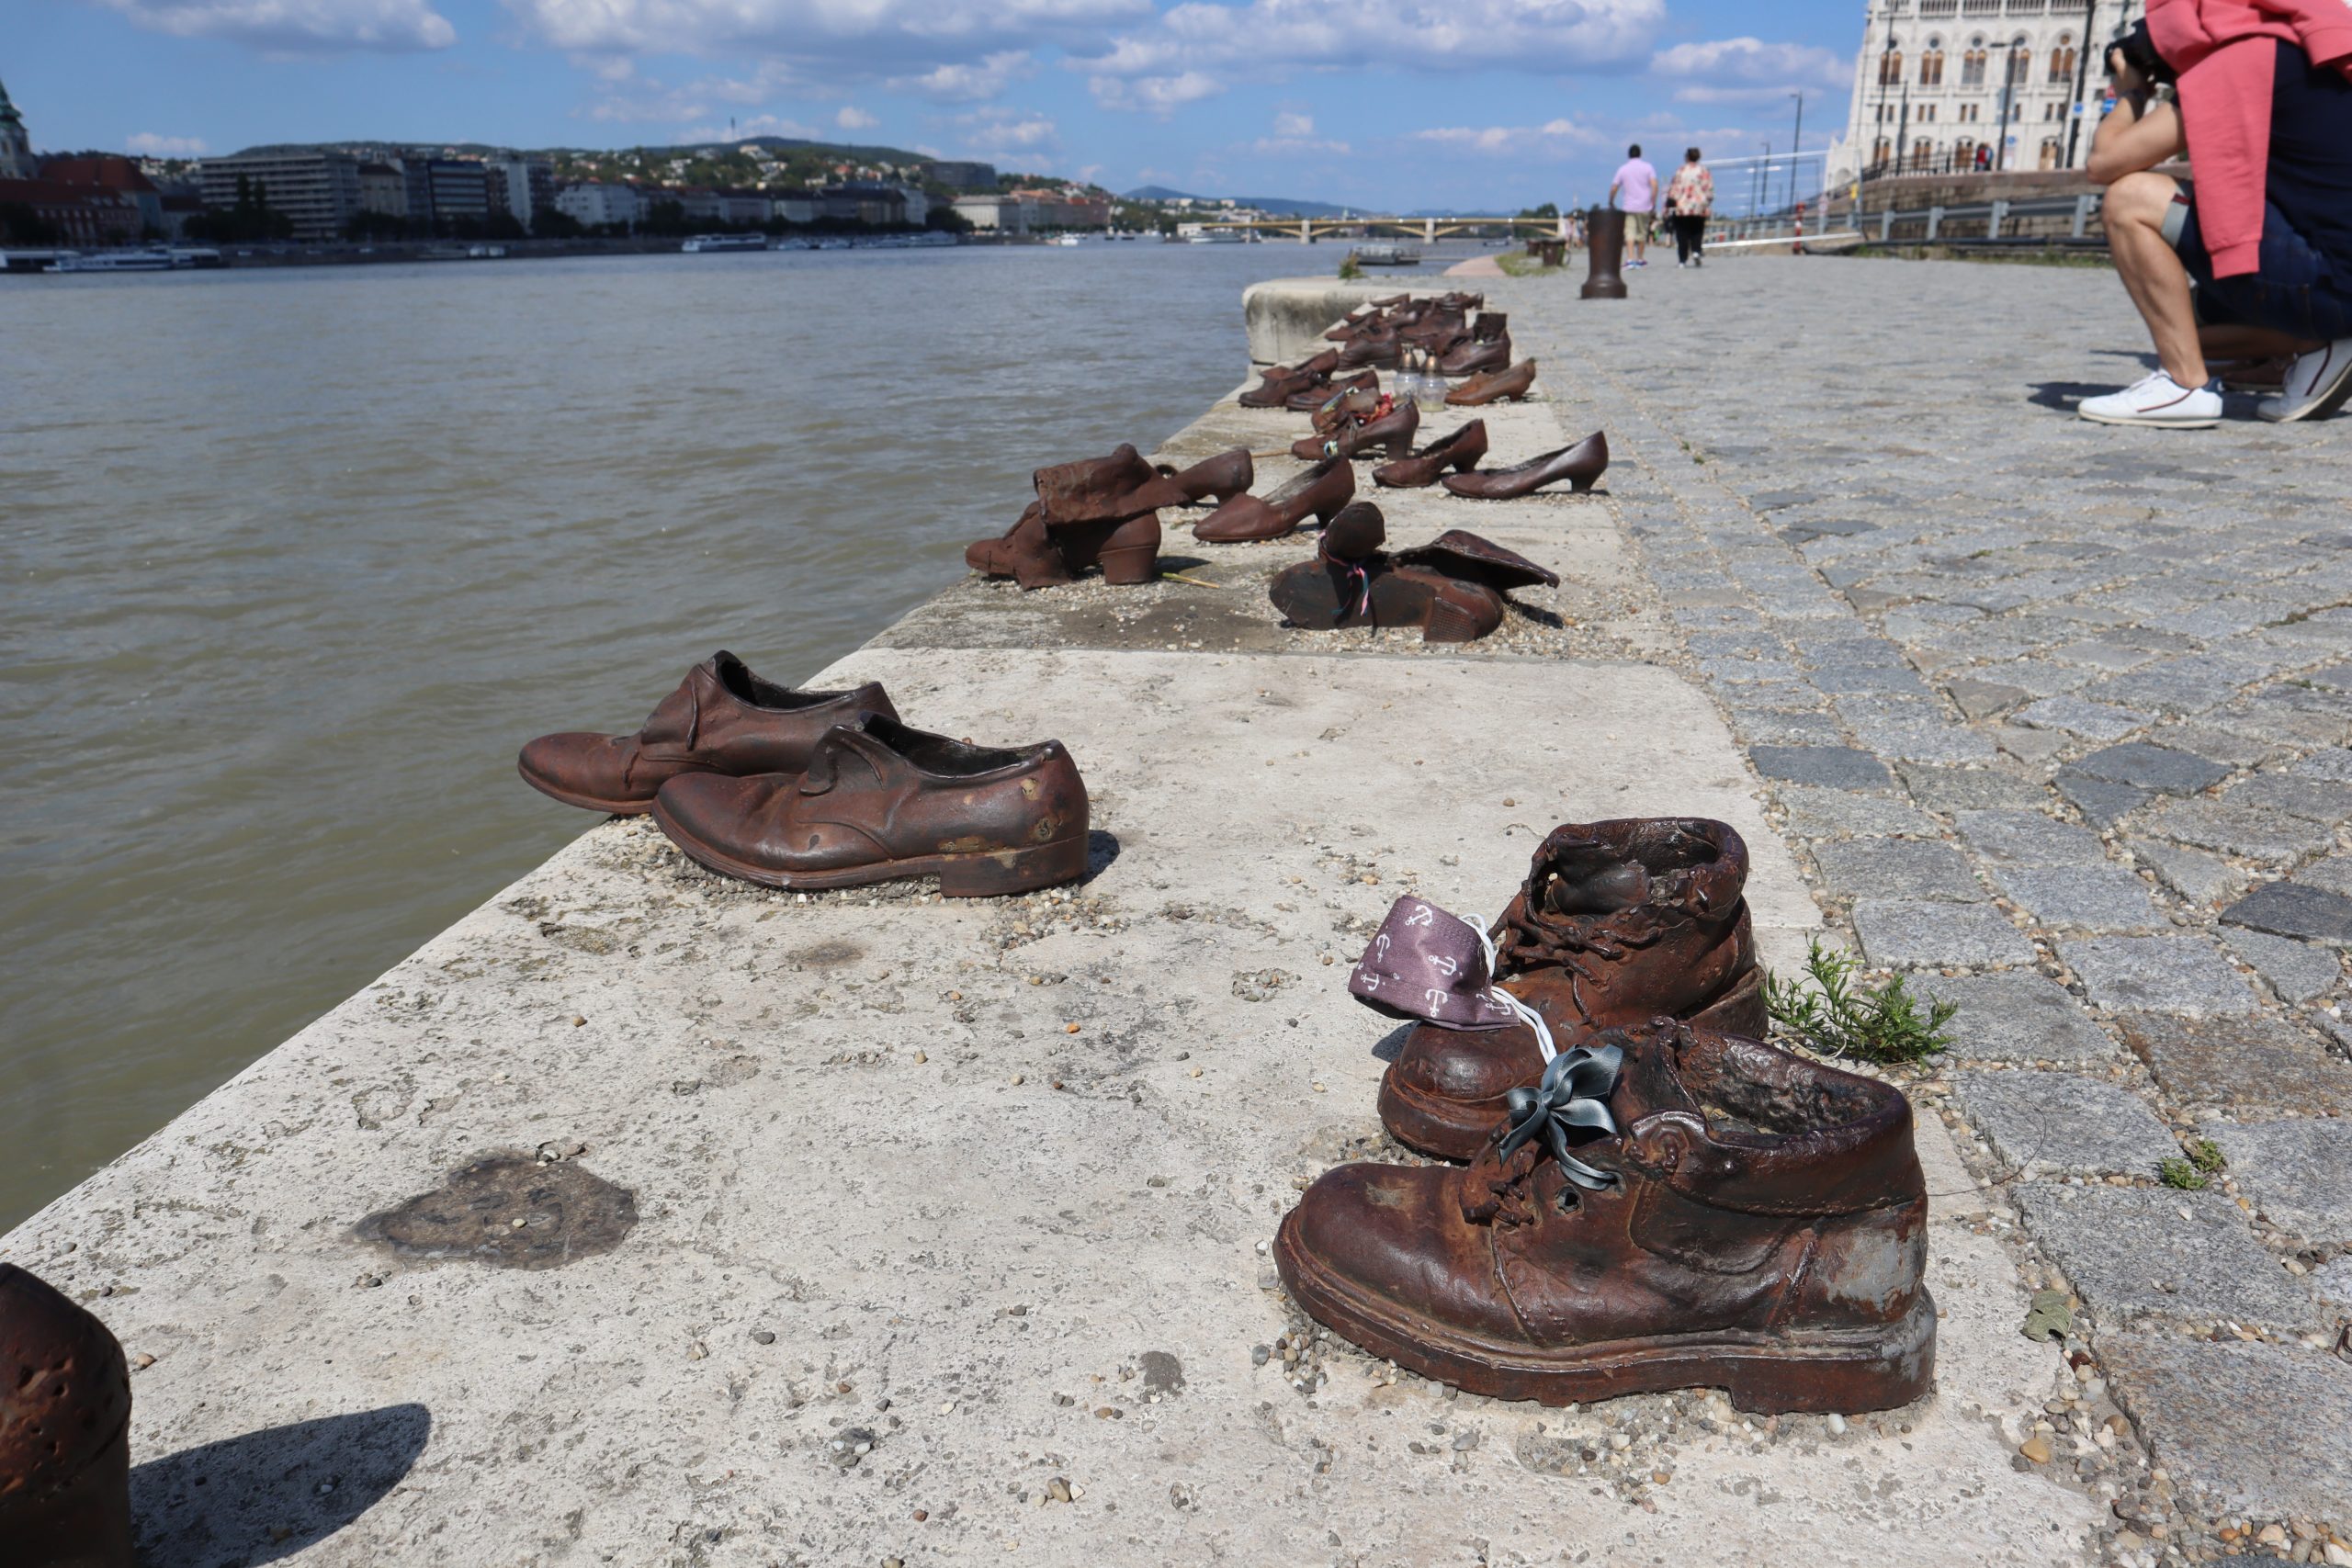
xmin=1348 ymin=897 xmax=1520 ymax=1031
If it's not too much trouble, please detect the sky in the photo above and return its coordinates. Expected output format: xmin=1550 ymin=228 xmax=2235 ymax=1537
xmin=11 ymin=0 xmax=1870 ymax=209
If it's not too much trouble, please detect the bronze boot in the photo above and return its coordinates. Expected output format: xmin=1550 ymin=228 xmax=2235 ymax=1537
xmin=1442 ymin=432 xmax=1609 ymax=499
xmin=519 ymin=652 xmax=897 ymax=815
xmin=1379 ymin=818 xmax=1764 ymax=1160
xmin=1279 ymin=1020 xmax=1936 ymax=1413
xmin=0 ymin=1265 xmax=134 ymax=1568
xmin=1444 ymin=359 xmax=1539 ymax=406
xmin=1372 ymin=420 xmax=1489 ymax=488
xmin=1193 ymin=457 xmax=1356 ymax=543
xmin=651 ymin=713 xmax=1089 ymax=897
xmin=1157 ymin=448 xmax=1255 ymax=505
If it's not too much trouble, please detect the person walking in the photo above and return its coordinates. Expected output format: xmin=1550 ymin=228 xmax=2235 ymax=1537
xmin=1665 ymin=147 xmax=1713 ymax=267
xmin=1609 ymin=144 xmax=1659 ymax=268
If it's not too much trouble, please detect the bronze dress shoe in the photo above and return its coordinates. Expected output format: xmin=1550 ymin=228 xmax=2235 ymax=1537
xmin=652 ymin=713 xmax=1089 ymax=897
xmin=1438 ymin=333 xmax=1510 ymax=378
xmin=1290 ymin=399 xmax=1419 ymax=462
xmin=1157 ymin=447 xmax=1254 ymax=505
xmin=1193 ymin=457 xmax=1356 ymax=543
xmin=1379 ymin=817 xmax=1764 ymax=1159
xmin=1239 ymin=350 xmax=1340 ymax=408
xmin=519 ymin=652 xmax=896 ymax=816
xmin=1372 ymin=420 xmax=1488 ymax=488
xmin=1339 ymin=328 xmax=1405 ymax=370
xmin=1444 ymin=360 xmax=1538 ymax=405
xmin=1268 ymin=503 xmax=1555 ymax=643
xmin=1284 ymin=369 xmax=1377 ymax=412
xmin=1442 ymin=432 xmax=1608 ymax=499
xmin=1 ymin=1265 xmax=134 ymax=1568
xmin=1279 ymin=1019 xmax=1935 ymax=1413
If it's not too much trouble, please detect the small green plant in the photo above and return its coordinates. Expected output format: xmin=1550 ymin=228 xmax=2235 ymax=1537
xmin=1764 ymin=938 xmax=1959 ymax=1065
xmin=2187 ymin=1137 xmax=2225 ymax=1173
xmin=2158 ymin=1157 xmax=2207 ymax=1190
xmin=1337 ymin=255 xmax=1363 ymax=280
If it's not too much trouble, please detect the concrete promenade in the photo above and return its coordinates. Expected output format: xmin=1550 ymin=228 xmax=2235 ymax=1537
xmin=2 ymin=260 xmax=2344 ymax=1566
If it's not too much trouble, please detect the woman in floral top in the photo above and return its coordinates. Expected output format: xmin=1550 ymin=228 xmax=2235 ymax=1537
xmin=1666 ymin=148 xmax=1713 ymax=268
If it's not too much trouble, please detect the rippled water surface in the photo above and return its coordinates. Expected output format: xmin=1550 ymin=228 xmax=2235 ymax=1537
xmin=0 ymin=242 xmax=1401 ymax=1227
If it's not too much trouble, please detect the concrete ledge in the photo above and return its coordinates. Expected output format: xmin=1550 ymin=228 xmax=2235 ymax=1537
xmin=1243 ymin=277 xmax=1454 ymax=366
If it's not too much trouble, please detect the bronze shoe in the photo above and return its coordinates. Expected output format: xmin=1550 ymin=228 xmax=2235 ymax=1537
xmin=1268 ymin=503 xmax=1554 ymax=643
xmin=1471 ymin=310 xmax=1509 ymax=342
xmin=1379 ymin=818 xmax=1763 ymax=1160
xmin=651 ymin=713 xmax=1089 ymax=897
xmin=1444 ymin=360 xmax=1538 ymax=405
xmin=1279 ymin=1020 xmax=1935 ymax=1413
xmin=1372 ymin=420 xmax=1488 ymax=488
xmin=1339 ymin=328 xmax=1405 ymax=370
xmin=519 ymin=652 xmax=897 ymax=816
xmin=1193 ymin=457 xmax=1355 ymax=543
xmin=1157 ymin=447 xmax=1254 ymax=505
xmin=1442 ymin=432 xmax=1608 ymax=499
xmin=1309 ymin=384 xmax=1382 ymax=436
xmin=0 ymin=1265 xmax=134 ymax=1568
xmin=1290 ymin=399 xmax=1419 ymax=462
xmin=1438 ymin=333 xmax=1510 ymax=378
xmin=967 ymin=501 xmax=1074 ymax=591
xmin=1285 ymin=369 xmax=1377 ymax=412
xmin=969 ymin=445 xmax=1185 ymax=590
xmin=1239 ymin=350 xmax=1340 ymax=408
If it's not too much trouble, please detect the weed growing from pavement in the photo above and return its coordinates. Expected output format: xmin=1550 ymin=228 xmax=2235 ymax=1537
xmin=1765 ymin=937 xmax=1959 ymax=1065
xmin=2159 ymin=1138 xmax=2227 ymax=1190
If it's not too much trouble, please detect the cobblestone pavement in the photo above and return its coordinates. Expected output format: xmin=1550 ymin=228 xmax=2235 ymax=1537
xmin=1504 ymin=255 xmax=2352 ymax=1564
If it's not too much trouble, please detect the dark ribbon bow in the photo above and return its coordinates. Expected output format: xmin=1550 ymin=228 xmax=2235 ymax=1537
xmin=1498 ymin=1043 xmax=1624 ymax=1191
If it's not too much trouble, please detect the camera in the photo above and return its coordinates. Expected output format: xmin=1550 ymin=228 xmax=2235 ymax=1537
xmin=2108 ymin=18 xmax=2177 ymax=86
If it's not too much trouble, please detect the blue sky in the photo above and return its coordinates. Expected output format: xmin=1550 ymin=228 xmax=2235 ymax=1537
xmin=13 ymin=0 xmax=1866 ymax=209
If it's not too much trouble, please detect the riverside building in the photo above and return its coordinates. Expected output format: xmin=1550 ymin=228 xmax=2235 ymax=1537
xmin=197 ymin=150 xmax=363 ymax=241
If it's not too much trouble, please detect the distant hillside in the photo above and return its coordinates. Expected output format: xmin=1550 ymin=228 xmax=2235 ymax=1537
xmin=233 ymin=134 xmax=938 ymax=166
xmin=1123 ymin=184 xmax=1355 ymax=219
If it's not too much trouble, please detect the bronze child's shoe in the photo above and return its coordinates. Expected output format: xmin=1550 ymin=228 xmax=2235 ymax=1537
xmin=1442 ymin=432 xmax=1608 ymax=499
xmin=1379 ymin=817 xmax=1763 ymax=1160
xmin=1278 ymin=1019 xmax=1936 ymax=1414
xmin=1267 ymin=503 xmax=1554 ymax=644
xmin=651 ymin=713 xmax=1089 ymax=897
xmin=1290 ymin=398 xmax=1419 ymax=461
xmin=1372 ymin=420 xmax=1488 ymax=488
xmin=519 ymin=651 xmax=897 ymax=816
xmin=0 ymin=1265 xmax=135 ymax=1568
xmin=1193 ymin=457 xmax=1356 ymax=543
xmin=1444 ymin=360 xmax=1538 ymax=405
xmin=1157 ymin=447 xmax=1254 ymax=505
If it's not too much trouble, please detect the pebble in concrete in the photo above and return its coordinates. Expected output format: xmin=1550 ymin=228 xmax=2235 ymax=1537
xmin=2222 ymin=881 xmax=2352 ymax=945
xmin=2117 ymin=1012 xmax=2352 ymax=1114
xmin=2059 ymin=935 xmax=2259 ymax=1015
xmin=2011 ymin=1185 xmax=2315 ymax=1331
xmin=1988 ymin=864 xmax=2165 ymax=932
xmin=1911 ymin=971 xmax=2118 ymax=1065
xmin=2099 ymin=1334 xmax=2352 ymax=1525
xmin=1748 ymin=744 xmax=1894 ymax=791
xmin=1952 ymin=1070 xmax=2180 ymax=1178
xmin=1851 ymin=900 xmax=2035 ymax=969
xmin=1813 ymin=840 xmax=1984 ymax=902
xmin=2200 ymin=1119 xmax=2352 ymax=1247
xmin=2218 ymin=929 xmax=2346 ymax=1004
xmin=1953 ymin=810 xmax=2109 ymax=866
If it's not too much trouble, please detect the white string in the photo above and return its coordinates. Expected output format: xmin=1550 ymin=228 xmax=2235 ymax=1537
xmin=1464 ymin=912 xmax=1556 ymax=1066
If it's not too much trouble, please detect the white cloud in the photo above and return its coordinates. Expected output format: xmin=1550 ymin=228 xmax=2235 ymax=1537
xmin=96 ymin=0 xmax=453 ymax=51
xmin=1649 ymin=36 xmax=1850 ymax=102
xmin=955 ymin=106 xmax=1060 ymax=157
xmin=888 ymin=50 xmax=1035 ymax=101
xmin=836 ymin=106 xmax=879 ymax=130
xmin=1272 ymin=110 xmax=1314 ymax=137
xmin=1412 ymin=118 xmax=1601 ymax=155
xmin=1087 ymin=70 xmax=1222 ymax=113
xmin=1251 ymin=111 xmax=1349 ymax=155
xmin=503 ymin=0 xmax=1148 ymax=71
xmin=124 ymin=131 xmax=209 ymax=155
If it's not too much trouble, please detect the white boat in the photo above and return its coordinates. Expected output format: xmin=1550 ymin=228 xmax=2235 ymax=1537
xmin=1048 ymin=234 xmax=1082 ymax=246
xmin=50 ymin=248 xmax=179 ymax=272
xmin=1186 ymin=230 xmax=1244 ymax=245
xmin=681 ymin=233 xmax=768 ymax=253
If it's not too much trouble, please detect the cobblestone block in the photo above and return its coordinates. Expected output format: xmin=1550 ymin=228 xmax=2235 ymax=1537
xmin=1814 ymin=839 xmax=1984 ymax=902
xmin=1990 ymin=864 xmax=2165 ymax=932
xmin=1849 ymin=900 xmax=2034 ymax=969
xmin=2203 ymin=1119 xmax=2352 ymax=1246
xmin=1952 ymin=1070 xmax=2179 ymax=1178
xmin=1911 ymin=971 xmax=2116 ymax=1064
xmin=2015 ymin=1185 xmax=2315 ymax=1330
xmin=1811 ymin=665 xmax=1932 ymax=697
xmin=1844 ymin=718 xmax=2001 ymax=765
xmin=2138 ymin=799 xmax=2340 ymax=863
xmin=2300 ymin=852 xmax=2352 ymax=898
xmin=2225 ymin=772 xmax=2352 ymax=826
xmin=2072 ymin=741 xmax=2232 ymax=795
xmin=2013 ymin=696 xmax=2152 ymax=742
xmin=2312 ymin=1256 xmax=2352 ymax=1307
xmin=1897 ymin=765 xmax=2045 ymax=811
xmin=2051 ymin=770 xmax=2151 ymax=829
xmin=2218 ymin=929 xmax=2346 ymax=1004
xmin=1747 ymin=744 xmax=1892 ymax=790
xmin=2291 ymin=746 xmax=2352 ymax=782
xmin=2100 ymin=1336 xmax=2352 ymax=1522
xmin=1775 ymin=785 xmax=1941 ymax=839
xmin=2124 ymin=838 xmax=2251 ymax=908
xmin=2222 ymin=881 xmax=2352 ymax=944
xmin=1727 ymin=709 xmax=1846 ymax=747
xmin=2116 ymin=1012 xmax=2352 ymax=1113
xmin=1944 ymin=677 xmax=2029 ymax=718
xmin=1953 ymin=809 xmax=2109 ymax=865
xmin=2060 ymin=936 xmax=2258 ymax=1014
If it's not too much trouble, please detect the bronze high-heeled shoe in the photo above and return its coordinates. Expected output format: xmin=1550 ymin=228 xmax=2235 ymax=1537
xmin=1371 ymin=420 xmax=1488 ymax=488
xmin=1291 ymin=398 xmax=1419 ymax=461
xmin=1441 ymin=431 xmax=1609 ymax=498
xmin=1193 ymin=457 xmax=1357 ymax=543
xmin=1157 ymin=447 xmax=1254 ymax=505
xmin=1444 ymin=359 xmax=1538 ymax=405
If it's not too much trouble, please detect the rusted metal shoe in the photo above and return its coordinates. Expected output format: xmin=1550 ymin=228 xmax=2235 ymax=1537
xmin=1379 ymin=818 xmax=1764 ymax=1160
xmin=1279 ymin=1019 xmax=1935 ymax=1413
xmin=1193 ymin=457 xmax=1356 ymax=543
xmin=1157 ymin=448 xmax=1255 ymax=505
xmin=1444 ymin=360 xmax=1538 ymax=405
xmin=1339 ymin=326 xmax=1406 ymax=370
xmin=1442 ymin=432 xmax=1608 ymax=499
xmin=1438 ymin=333 xmax=1511 ymax=378
xmin=1372 ymin=420 xmax=1489 ymax=488
xmin=1309 ymin=384 xmax=1383 ymax=436
xmin=968 ymin=445 xmax=1185 ymax=590
xmin=0 ymin=1265 xmax=134 ymax=1568
xmin=1285 ymin=369 xmax=1377 ymax=412
xmin=1241 ymin=349 xmax=1340 ymax=407
xmin=651 ymin=713 xmax=1089 ymax=897
xmin=1268 ymin=503 xmax=1554 ymax=643
xmin=519 ymin=652 xmax=897 ymax=816
xmin=1471 ymin=310 xmax=1509 ymax=343
xmin=1290 ymin=398 xmax=1419 ymax=462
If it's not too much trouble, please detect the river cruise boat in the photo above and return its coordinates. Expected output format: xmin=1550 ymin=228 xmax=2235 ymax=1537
xmin=682 ymin=233 xmax=768 ymax=253
xmin=1349 ymin=243 xmax=1423 ymax=266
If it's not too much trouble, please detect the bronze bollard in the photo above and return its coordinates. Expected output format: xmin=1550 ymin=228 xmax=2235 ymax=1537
xmin=0 ymin=1265 xmax=135 ymax=1568
xmin=1581 ymin=206 xmax=1628 ymax=299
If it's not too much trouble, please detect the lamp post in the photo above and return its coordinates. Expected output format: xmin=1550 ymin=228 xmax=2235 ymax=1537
xmin=2064 ymin=0 xmax=2099 ymax=166
xmin=1788 ymin=91 xmax=1805 ymax=213
xmin=1874 ymin=5 xmax=1897 ymax=177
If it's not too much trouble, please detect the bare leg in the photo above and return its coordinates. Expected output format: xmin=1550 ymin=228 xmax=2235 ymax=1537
xmin=2201 ymin=323 xmax=2323 ymax=359
xmin=2102 ymin=172 xmax=2208 ymax=387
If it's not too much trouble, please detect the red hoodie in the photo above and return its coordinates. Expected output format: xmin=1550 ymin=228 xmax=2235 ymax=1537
xmin=2147 ymin=0 xmax=2352 ymax=276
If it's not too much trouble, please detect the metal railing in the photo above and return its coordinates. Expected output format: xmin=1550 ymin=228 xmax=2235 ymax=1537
xmin=1868 ymin=191 xmax=2105 ymax=243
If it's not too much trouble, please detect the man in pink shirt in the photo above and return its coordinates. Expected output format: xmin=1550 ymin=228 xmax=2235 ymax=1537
xmin=1609 ymin=144 xmax=1659 ymax=268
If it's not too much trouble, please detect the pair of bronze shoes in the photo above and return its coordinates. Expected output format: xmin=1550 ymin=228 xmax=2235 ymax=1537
xmin=518 ymin=651 xmax=1090 ymax=897
xmin=966 ymin=444 xmax=1193 ymax=591
xmin=1267 ymin=502 xmax=1555 ymax=642
xmin=1275 ymin=820 xmax=1939 ymax=1414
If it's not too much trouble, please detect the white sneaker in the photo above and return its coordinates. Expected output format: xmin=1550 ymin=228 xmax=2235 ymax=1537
xmin=2077 ymin=371 xmax=2222 ymax=429
xmin=2257 ymin=337 xmax=2352 ymax=423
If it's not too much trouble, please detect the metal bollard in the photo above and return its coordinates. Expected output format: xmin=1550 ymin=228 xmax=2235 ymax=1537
xmin=1580 ymin=206 xmax=1627 ymax=299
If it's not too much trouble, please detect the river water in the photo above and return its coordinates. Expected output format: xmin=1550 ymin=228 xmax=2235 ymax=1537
xmin=1 ymin=241 xmax=1452 ymax=1228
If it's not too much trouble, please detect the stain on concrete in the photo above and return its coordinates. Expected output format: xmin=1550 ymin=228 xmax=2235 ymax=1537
xmin=1139 ymin=1349 xmax=1186 ymax=1398
xmin=353 ymin=1155 xmax=636 ymax=1269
